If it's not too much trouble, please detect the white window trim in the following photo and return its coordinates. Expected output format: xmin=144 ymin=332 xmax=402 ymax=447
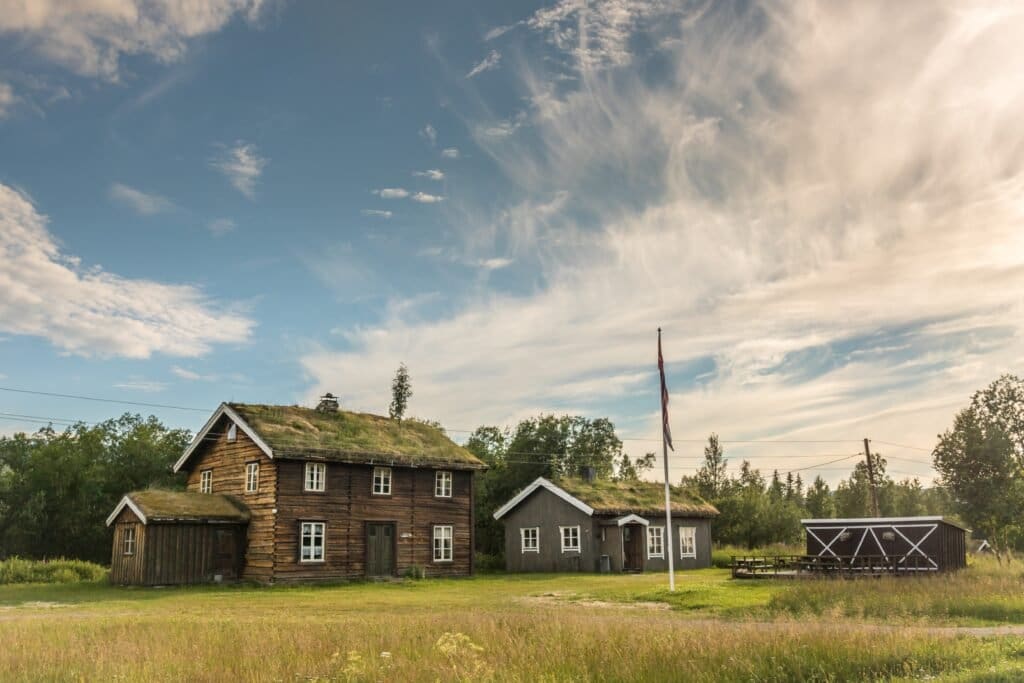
xmin=200 ymin=469 xmax=212 ymax=494
xmin=520 ymin=527 xmax=539 ymax=553
xmin=300 ymin=522 xmax=326 ymax=563
xmin=433 ymin=525 xmax=453 ymax=562
xmin=679 ymin=526 xmax=697 ymax=559
xmin=560 ymin=525 xmax=581 ymax=553
xmin=373 ymin=467 xmax=392 ymax=495
xmin=304 ymin=462 xmax=326 ymax=492
xmin=245 ymin=462 xmax=259 ymax=493
xmin=227 ymin=423 xmax=237 ymax=442
xmin=123 ymin=526 xmax=136 ymax=556
xmin=647 ymin=526 xmax=665 ymax=559
xmin=434 ymin=470 xmax=453 ymax=498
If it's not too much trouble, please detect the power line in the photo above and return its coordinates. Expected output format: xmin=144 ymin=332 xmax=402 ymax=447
xmin=0 ymin=386 xmax=209 ymax=413
xmin=870 ymin=439 xmax=932 ymax=453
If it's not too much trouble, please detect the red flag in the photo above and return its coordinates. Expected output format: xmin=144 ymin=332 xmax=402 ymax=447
xmin=658 ymin=328 xmax=674 ymax=451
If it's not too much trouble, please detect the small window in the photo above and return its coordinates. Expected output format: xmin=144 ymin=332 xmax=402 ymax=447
xmin=304 ymin=462 xmax=326 ymax=492
xmin=245 ymin=462 xmax=259 ymax=494
xmin=435 ymin=471 xmax=452 ymax=498
xmin=521 ymin=527 xmax=539 ymax=553
xmin=679 ymin=526 xmax=696 ymax=559
xmin=647 ymin=526 xmax=664 ymax=558
xmin=200 ymin=469 xmax=213 ymax=494
xmin=373 ymin=467 xmax=392 ymax=495
xmin=227 ymin=423 xmax=237 ymax=442
xmin=300 ymin=522 xmax=325 ymax=563
xmin=123 ymin=526 xmax=136 ymax=556
xmin=560 ymin=525 xmax=580 ymax=553
xmin=433 ymin=525 xmax=453 ymax=562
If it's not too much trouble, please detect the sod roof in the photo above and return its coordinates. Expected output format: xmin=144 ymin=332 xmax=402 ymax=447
xmin=553 ymin=478 xmax=719 ymax=517
xmin=122 ymin=490 xmax=250 ymax=524
xmin=228 ymin=403 xmax=486 ymax=470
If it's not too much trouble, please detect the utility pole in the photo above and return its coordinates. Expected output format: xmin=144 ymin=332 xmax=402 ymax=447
xmin=863 ymin=438 xmax=880 ymax=517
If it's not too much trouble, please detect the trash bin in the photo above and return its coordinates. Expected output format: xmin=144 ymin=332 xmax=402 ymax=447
xmin=599 ymin=554 xmax=611 ymax=573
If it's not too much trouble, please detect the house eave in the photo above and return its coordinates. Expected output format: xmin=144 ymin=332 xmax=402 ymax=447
xmin=173 ymin=403 xmax=274 ymax=473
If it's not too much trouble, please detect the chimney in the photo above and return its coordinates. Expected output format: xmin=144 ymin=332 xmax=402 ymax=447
xmin=316 ymin=393 xmax=339 ymax=413
xmin=582 ymin=466 xmax=596 ymax=483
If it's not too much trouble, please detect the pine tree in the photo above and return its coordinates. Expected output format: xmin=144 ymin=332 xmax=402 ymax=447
xmin=389 ymin=363 xmax=412 ymax=422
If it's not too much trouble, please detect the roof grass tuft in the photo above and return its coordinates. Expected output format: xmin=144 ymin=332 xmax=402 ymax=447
xmin=554 ymin=478 xmax=719 ymax=517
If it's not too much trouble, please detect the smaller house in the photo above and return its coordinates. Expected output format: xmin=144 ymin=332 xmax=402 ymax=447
xmin=493 ymin=476 xmax=718 ymax=573
xmin=107 ymin=490 xmax=250 ymax=585
xmin=802 ymin=516 xmax=967 ymax=572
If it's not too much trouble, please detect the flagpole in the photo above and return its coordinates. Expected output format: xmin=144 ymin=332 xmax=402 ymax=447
xmin=659 ymin=328 xmax=676 ymax=592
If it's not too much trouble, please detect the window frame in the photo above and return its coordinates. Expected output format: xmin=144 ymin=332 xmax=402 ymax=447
xmin=304 ymin=462 xmax=326 ymax=492
xmin=679 ymin=526 xmax=697 ymax=559
xmin=300 ymin=522 xmax=326 ymax=563
xmin=432 ymin=525 xmax=453 ymax=563
xmin=520 ymin=527 xmax=539 ymax=553
xmin=560 ymin=525 xmax=581 ymax=553
xmin=123 ymin=526 xmax=136 ymax=556
xmin=647 ymin=525 xmax=665 ymax=559
xmin=434 ymin=470 xmax=453 ymax=498
xmin=227 ymin=423 xmax=237 ymax=442
xmin=372 ymin=467 xmax=392 ymax=496
xmin=200 ymin=469 xmax=213 ymax=494
xmin=245 ymin=461 xmax=259 ymax=494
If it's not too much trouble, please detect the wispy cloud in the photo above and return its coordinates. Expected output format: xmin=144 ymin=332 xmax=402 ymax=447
xmin=0 ymin=82 xmax=15 ymax=119
xmin=484 ymin=24 xmax=520 ymax=41
xmin=114 ymin=380 xmax=167 ymax=393
xmin=109 ymin=182 xmax=173 ymax=215
xmin=207 ymin=218 xmax=236 ymax=236
xmin=479 ymin=257 xmax=513 ymax=270
xmin=372 ymin=188 xmax=409 ymax=199
xmin=361 ymin=209 xmax=393 ymax=218
xmin=441 ymin=148 xmax=460 ymax=159
xmin=413 ymin=169 xmax=445 ymax=181
xmin=210 ymin=142 xmax=267 ymax=199
xmin=466 ymin=49 xmax=502 ymax=79
xmin=0 ymin=183 xmax=253 ymax=358
xmin=170 ymin=366 xmax=202 ymax=381
xmin=420 ymin=123 xmax=437 ymax=146
xmin=411 ymin=192 xmax=445 ymax=204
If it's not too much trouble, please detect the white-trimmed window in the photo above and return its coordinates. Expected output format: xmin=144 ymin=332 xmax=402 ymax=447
xmin=304 ymin=462 xmax=326 ymax=492
xmin=560 ymin=525 xmax=581 ymax=553
xmin=521 ymin=527 xmax=539 ymax=553
xmin=245 ymin=462 xmax=259 ymax=493
xmin=679 ymin=526 xmax=697 ymax=558
xmin=227 ymin=423 xmax=237 ymax=442
xmin=200 ymin=469 xmax=212 ymax=494
xmin=434 ymin=470 xmax=452 ymax=498
xmin=373 ymin=467 xmax=392 ymax=495
xmin=647 ymin=526 xmax=665 ymax=558
xmin=433 ymin=525 xmax=453 ymax=562
xmin=123 ymin=526 xmax=136 ymax=555
xmin=300 ymin=522 xmax=326 ymax=562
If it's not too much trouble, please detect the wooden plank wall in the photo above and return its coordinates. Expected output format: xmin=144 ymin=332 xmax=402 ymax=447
xmin=184 ymin=415 xmax=276 ymax=582
xmin=139 ymin=523 xmax=246 ymax=585
xmin=274 ymin=461 xmax=474 ymax=581
xmin=109 ymin=508 xmax=146 ymax=585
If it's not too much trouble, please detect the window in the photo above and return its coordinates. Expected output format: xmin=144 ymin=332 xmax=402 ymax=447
xmin=679 ymin=526 xmax=696 ymax=559
xmin=300 ymin=522 xmax=325 ymax=562
xmin=433 ymin=525 xmax=453 ymax=562
xmin=227 ymin=423 xmax=237 ymax=442
xmin=123 ymin=526 xmax=136 ymax=555
xmin=200 ymin=469 xmax=212 ymax=494
xmin=304 ymin=462 xmax=326 ymax=492
xmin=245 ymin=462 xmax=259 ymax=493
xmin=373 ymin=467 xmax=392 ymax=495
xmin=434 ymin=470 xmax=452 ymax=498
xmin=647 ymin=526 xmax=665 ymax=558
xmin=521 ymin=527 xmax=539 ymax=553
xmin=560 ymin=525 xmax=580 ymax=553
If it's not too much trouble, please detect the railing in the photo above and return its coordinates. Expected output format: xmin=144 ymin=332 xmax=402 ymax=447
xmin=730 ymin=554 xmax=935 ymax=578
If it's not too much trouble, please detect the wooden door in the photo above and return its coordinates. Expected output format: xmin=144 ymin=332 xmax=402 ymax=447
xmin=213 ymin=528 xmax=238 ymax=579
xmin=622 ymin=525 xmax=643 ymax=571
xmin=366 ymin=523 xmax=395 ymax=577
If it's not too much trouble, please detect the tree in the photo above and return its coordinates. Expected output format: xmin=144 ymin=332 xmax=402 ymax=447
xmin=389 ymin=363 xmax=412 ymax=422
xmin=805 ymin=476 xmax=835 ymax=518
xmin=616 ymin=452 xmax=656 ymax=481
xmin=693 ymin=433 xmax=728 ymax=500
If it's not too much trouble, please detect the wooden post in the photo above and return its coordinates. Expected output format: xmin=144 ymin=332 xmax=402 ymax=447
xmin=864 ymin=438 xmax=880 ymax=517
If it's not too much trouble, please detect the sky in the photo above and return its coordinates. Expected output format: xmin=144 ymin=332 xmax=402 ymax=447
xmin=1 ymin=0 xmax=1023 ymax=485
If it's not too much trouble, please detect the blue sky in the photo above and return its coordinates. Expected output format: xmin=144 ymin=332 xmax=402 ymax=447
xmin=2 ymin=1 xmax=1023 ymax=484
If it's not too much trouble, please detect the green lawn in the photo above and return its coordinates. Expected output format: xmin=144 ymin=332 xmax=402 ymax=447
xmin=3 ymin=565 xmax=1024 ymax=681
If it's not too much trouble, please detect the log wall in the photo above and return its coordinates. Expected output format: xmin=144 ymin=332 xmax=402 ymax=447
xmin=109 ymin=508 xmax=146 ymax=585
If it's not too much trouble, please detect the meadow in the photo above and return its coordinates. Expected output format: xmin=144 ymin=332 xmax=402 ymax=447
xmin=2 ymin=559 xmax=1024 ymax=682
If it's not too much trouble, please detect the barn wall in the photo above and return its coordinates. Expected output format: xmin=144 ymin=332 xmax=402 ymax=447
xmin=803 ymin=520 xmax=966 ymax=571
xmin=140 ymin=523 xmax=246 ymax=586
xmin=273 ymin=461 xmax=475 ymax=581
xmin=109 ymin=508 xmax=146 ymax=585
xmin=184 ymin=415 xmax=276 ymax=582
xmin=502 ymin=488 xmax=596 ymax=572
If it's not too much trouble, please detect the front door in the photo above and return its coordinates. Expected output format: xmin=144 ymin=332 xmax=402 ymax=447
xmin=622 ymin=525 xmax=643 ymax=572
xmin=366 ymin=523 xmax=395 ymax=577
xmin=213 ymin=528 xmax=238 ymax=579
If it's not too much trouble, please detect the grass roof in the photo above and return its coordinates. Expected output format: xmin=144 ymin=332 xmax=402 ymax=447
xmin=554 ymin=478 xmax=719 ymax=517
xmin=229 ymin=403 xmax=485 ymax=470
xmin=128 ymin=490 xmax=250 ymax=523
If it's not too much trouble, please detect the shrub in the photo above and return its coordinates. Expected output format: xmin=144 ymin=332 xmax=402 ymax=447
xmin=473 ymin=553 xmax=504 ymax=573
xmin=0 ymin=557 xmax=108 ymax=585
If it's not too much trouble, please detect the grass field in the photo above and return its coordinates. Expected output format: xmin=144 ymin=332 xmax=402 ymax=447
xmin=3 ymin=561 xmax=1024 ymax=681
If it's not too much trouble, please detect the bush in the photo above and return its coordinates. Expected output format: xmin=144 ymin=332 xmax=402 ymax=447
xmin=0 ymin=557 xmax=108 ymax=584
xmin=473 ymin=553 xmax=505 ymax=573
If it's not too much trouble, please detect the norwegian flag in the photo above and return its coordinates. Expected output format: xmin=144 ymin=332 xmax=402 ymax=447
xmin=658 ymin=328 xmax=674 ymax=451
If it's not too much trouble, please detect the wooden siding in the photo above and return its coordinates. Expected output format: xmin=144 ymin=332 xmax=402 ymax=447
xmin=273 ymin=461 xmax=474 ymax=581
xmin=185 ymin=414 xmax=276 ymax=582
xmin=633 ymin=517 xmax=713 ymax=571
xmin=503 ymin=487 xmax=596 ymax=572
xmin=139 ymin=523 xmax=246 ymax=585
xmin=110 ymin=508 xmax=146 ymax=585
xmin=804 ymin=519 xmax=966 ymax=571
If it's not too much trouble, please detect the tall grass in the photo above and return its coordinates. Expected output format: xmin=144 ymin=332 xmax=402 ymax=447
xmin=0 ymin=557 xmax=108 ymax=584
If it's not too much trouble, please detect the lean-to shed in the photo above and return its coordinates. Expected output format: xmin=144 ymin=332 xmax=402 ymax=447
xmin=802 ymin=516 xmax=967 ymax=572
